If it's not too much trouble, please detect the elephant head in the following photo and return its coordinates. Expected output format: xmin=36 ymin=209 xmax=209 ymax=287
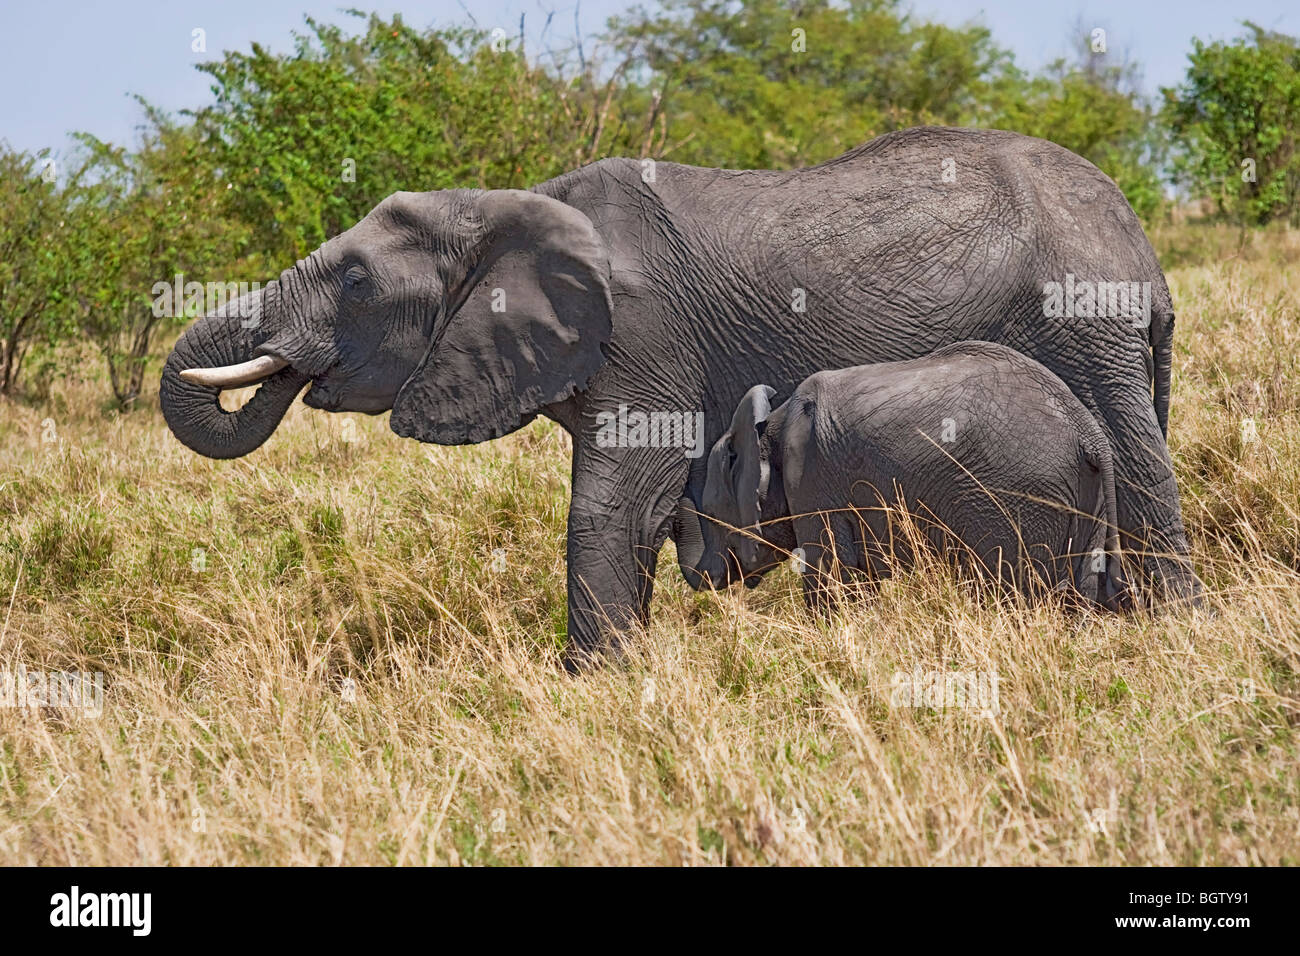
xmin=694 ymin=384 xmax=784 ymax=588
xmin=161 ymin=190 xmax=614 ymax=458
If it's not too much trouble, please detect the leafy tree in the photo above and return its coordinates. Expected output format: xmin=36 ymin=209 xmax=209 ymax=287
xmin=1161 ymin=23 xmax=1300 ymax=226
xmin=609 ymin=0 xmax=1016 ymax=169
xmin=189 ymin=12 xmax=657 ymax=263
xmin=0 ymin=145 xmax=81 ymax=396
xmin=71 ymin=107 xmax=256 ymax=407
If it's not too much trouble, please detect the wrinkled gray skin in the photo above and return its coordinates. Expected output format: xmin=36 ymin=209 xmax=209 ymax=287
xmin=698 ymin=342 xmax=1130 ymax=611
xmin=160 ymin=127 xmax=1198 ymax=670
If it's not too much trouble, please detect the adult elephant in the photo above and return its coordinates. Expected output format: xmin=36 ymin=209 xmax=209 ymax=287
xmin=161 ymin=126 xmax=1199 ymax=668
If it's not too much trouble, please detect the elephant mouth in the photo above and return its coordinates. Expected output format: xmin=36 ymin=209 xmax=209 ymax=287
xmin=178 ymin=360 xmax=390 ymax=417
xmin=180 ymin=346 xmax=352 ymax=411
xmin=687 ymin=543 xmax=774 ymax=591
xmin=302 ymin=373 xmax=396 ymax=414
xmin=302 ymin=380 xmax=345 ymax=411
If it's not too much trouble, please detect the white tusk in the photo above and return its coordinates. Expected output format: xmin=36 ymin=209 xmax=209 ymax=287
xmin=179 ymin=355 xmax=290 ymax=388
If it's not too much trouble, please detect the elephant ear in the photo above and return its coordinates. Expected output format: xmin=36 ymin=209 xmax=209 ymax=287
xmin=731 ymin=385 xmax=776 ymax=558
xmin=390 ymin=190 xmax=613 ymax=444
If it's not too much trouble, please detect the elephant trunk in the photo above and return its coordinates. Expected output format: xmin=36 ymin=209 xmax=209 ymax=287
xmin=673 ymin=495 xmax=712 ymax=589
xmin=160 ymin=283 xmax=311 ymax=460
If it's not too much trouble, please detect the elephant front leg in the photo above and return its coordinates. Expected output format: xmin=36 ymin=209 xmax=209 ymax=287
xmin=561 ymin=445 xmax=684 ymax=671
xmin=562 ymin=507 xmax=661 ymax=670
xmin=795 ymin=512 xmax=862 ymax=617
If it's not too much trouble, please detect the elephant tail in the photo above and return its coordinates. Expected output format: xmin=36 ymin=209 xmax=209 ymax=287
xmin=1096 ymin=439 xmax=1131 ymax=612
xmin=1152 ymin=310 xmax=1174 ymax=439
xmin=1077 ymin=429 xmax=1132 ymax=612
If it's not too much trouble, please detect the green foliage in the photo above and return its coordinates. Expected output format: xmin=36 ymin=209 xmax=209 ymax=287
xmin=188 ymin=12 xmax=653 ymax=263
xmin=69 ymin=108 xmax=256 ymax=407
xmin=610 ymin=0 xmax=1017 ymax=168
xmin=5 ymin=507 xmax=115 ymax=595
xmin=1162 ymin=23 xmax=1300 ymax=226
xmin=0 ymin=146 xmax=83 ymax=395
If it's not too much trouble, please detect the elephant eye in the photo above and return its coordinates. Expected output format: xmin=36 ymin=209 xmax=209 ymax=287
xmin=343 ymin=266 xmax=369 ymax=292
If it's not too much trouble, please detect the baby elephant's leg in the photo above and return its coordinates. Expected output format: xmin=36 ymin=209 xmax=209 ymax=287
xmin=792 ymin=515 xmax=832 ymax=614
xmin=799 ymin=549 xmax=830 ymax=614
xmin=796 ymin=510 xmax=869 ymax=615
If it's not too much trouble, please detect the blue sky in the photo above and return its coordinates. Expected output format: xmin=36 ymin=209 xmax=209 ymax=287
xmin=3 ymin=0 xmax=1298 ymax=160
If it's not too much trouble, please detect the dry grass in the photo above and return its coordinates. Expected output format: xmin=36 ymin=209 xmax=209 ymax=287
xmin=1 ymin=226 xmax=1297 ymax=865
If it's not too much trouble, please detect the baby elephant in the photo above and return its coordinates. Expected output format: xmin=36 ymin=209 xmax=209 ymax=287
xmin=696 ymin=341 xmax=1129 ymax=611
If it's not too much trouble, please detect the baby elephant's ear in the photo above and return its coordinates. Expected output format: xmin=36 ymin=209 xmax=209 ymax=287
xmin=730 ymin=385 xmax=777 ymax=537
xmin=391 ymin=190 xmax=613 ymax=445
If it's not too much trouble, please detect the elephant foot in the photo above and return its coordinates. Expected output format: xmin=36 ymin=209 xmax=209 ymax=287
xmin=560 ymin=629 xmax=632 ymax=674
xmin=1133 ymin=552 xmax=1204 ymax=610
xmin=561 ymin=645 xmax=603 ymax=675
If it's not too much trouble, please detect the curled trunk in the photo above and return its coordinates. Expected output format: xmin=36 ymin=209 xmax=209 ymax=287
xmin=159 ymin=283 xmax=310 ymax=459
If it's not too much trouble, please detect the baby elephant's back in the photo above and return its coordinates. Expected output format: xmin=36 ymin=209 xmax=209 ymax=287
xmin=794 ymin=341 xmax=1104 ymax=581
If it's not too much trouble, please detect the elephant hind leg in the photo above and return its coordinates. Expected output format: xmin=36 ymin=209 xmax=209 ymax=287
xmin=1090 ymin=387 xmax=1202 ymax=606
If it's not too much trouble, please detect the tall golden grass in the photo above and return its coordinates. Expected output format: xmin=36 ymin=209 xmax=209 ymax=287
xmin=0 ymin=225 xmax=1296 ymax=865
